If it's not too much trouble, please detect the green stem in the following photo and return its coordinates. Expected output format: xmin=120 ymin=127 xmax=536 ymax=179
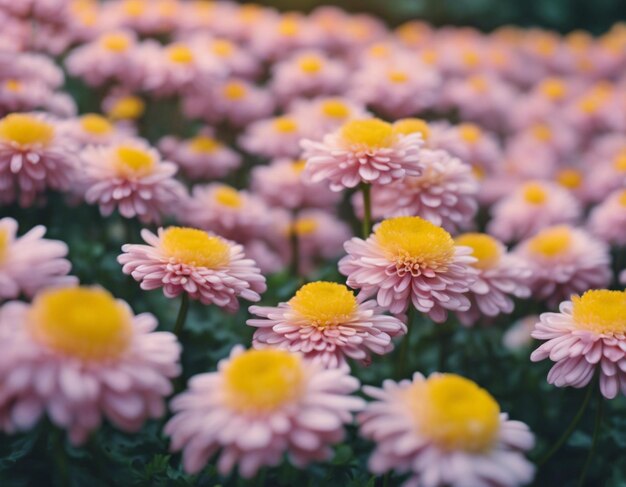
xmin=538 ymin=382 xmax=595 ymax=467
xmin=576 ymin=391 xmax=604 ymax=487
xmin=360 ymin=182 xmax=372 ymax=238
xmin=51 ymin=428 xmax=69 ymax=487
xmin=383 ymin=473 xmax=390 ymax=487
xmin=173 ymin=293 xmax=190 ymax=338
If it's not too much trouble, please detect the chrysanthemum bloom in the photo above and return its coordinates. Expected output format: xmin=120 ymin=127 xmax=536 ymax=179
xmin=288 ymin=97 xmax=370 ymax=140
xmin=353 ymin=148 xmax=478 ymax=233
xmin=80 ymin=139 xmax=186 ymax=224
xmin=0 ymin=113 xmax=78 ymax=206
xmin=453 ymin=233 xmax=531 ymax=326
xmin=251 ymin=158 xmax=340 ymax=210
xmin=247 ymin=13 xmax=322 ymax=61
xmin=487 ymin=181 xmax=581 ymax=243
xmin=0 ymin=77 xmax=75 ymax=118
xmin=514 ymin=225 xmax=611 ymax=308
xmin=301 ymin=118 xmax=424 ymax=191
xmin=119 ymin=227 xmax=266 ymax=311
xmin=359 ymin=373 xmax=535 ymax=487
xmin=0 ymin=286 xmax=181 ymax=444
xmin=158 ymin=132 xmax=241 ymax=180
xmin=588 ymin=189 xmax=626 ymax=246
xmin=584 ymin=149 xmax=626 ymax=203
xmin=60 ymin=113 xmax=130 ymax=147
xmin=0 ymin=217 xmax=76 ymax=300
xmin=339 ymin=216 xmax=478 ymax=321
xmin=509 ymin=77 xmax=573 ymax=129
xmin=503 ymin=315 xmax=539 ymax=352
xmin=165 ymin=346 xmax=364 ymax=476
xmin=102 ymin=92 xmax=146 ymax=122
xmin=248 ymin=281 xmax=406 ymax=368
xmin=531 ymin=289 xmax=626 ymax=399
xmin=202 ymin=37 xmax=260 ymax=79
xmin=239 ymin=116 xmax=305 ymax=159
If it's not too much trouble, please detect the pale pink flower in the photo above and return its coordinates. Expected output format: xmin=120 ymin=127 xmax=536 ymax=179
xmin=60 ymin=113 xmax=132 ymax=148
xmin=359 ymin=373 xmax=535 ymax=487
xmin=487 ymin=181 xmax=581 ymax=243
xmin=239 ymin=115 xmax=305 ymax=159
xmin=531 ymin=289 xmax=626 ymax=399
xmin=165 ymin=346 xmax=364 ymax=476
xmin=0 ymin=112 xmax=78 ymax=207
xmin=248 ymin=281 xmax=406 ymax=368
xmin=288 ymin=97 xmax=370 ymax=140
xmin=247 ymin=13 xmax=322 ymax=61
xmin=584 ymin=149 xmax=626 ymax=203
xmin=105 ymin=0 xmax=181 ymax=36
xmin=197 ymin=36 xmax=261 ymax=79
xmin=301 ymin=118 xmax=423 ymax=191
xmin=0 ymin=78 xmax=75 ymax=118
xmin=514 ymin=225 xmax=612 ymax=308
xmin=0 ymin=0 xmax=71 ymax=22
xmin=339 ymin=216 xmax=478 ymax=321
xmin=588 ymin=189 xmax=626 ymax=246
xmin=0 ymin=217 xmax=76 ymax=300
xmin=79 ymin=138 xmax=186 ymax=224
xmin=0 ymin=286 xmax=181 ymax=444
xmin=503 ymin=315 xmax=539 ymax=352
xmin=118 ymin=227 xmax=266 ymax=311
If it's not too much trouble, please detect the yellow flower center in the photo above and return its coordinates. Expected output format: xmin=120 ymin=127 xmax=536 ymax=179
xmin=468 ymin=76 xmax=488 ymax=92
xmin=368 ymin=43 xmax=390 ymax=58
xmin=393 ymin=118 xmax=430 ymax=140
xmin=273 ymin=117 xmax=298 ymax=133
xmin=161 ymin=227 xmax=230 ymax=269
xmin=531 ymin=123 xmax=553 ymax=142
xmin=458 ymin=123 xmax=481 ymax=144
xmin=188 ymin=135 xmax=220 ymax=154
xmin=108 ymin=96 xmax=145 ymax=120
xmin=472 ymin=166 xmax=486 ymax=180
xmin=340 ymin=119 xmax=394 ymax=151
xmin=278 ymin=18 xmax=299 ymax=37
xmin=321 ymin=100 xmax=350 ymax=119
xmin=619 ymin=190 xmax=626 ymax=206
xmin=289 ymin=282 xmax=357 ymax=327
xmin=0 ymin=114 xmax=54 ymax=147
xmin=29 ymin=287 xmax=132 ymax=361
xmin=211 ymin=39 xmax=235 ymax=57
xmin=527 ymin=225 xmax=572 ymax=257
xmin=292 ymin=217 xmax=318 ymax=236
xmin=572 ymin=290 xmax=626 ymax=335
xmin=114 ymin=145 xmax=155 ymax=176
xmin=292 ymin=159 xmax=307 ymax=173
xmin=0 ymin=229 xmax=8 ymax=264
xmin=462 ymin=50 xmax=480 ymax=67
xmin=222 ymin=81 xmax=247 ymax=100
xmin=388 ymin=70 xmax=409 ymax=83
xmin=214 ymin=185 xmax=243 ymax=208
xmin=80 ymin=114 xmax=113 ymax=135
xmin=224 ymin=349 xmax=304 ymax=412
xmin=122 ymin=0 xmax=145 ymax=17
xmin=522 ymin=182 xmax=548 ymax=205
xmin=421 ymin=49 xmax=438 ymax=65
xmin=455 ymin=233 xmax=502 ymax=270
xmin=540 ymin=78 xmax=567 ymax=100
xmin=4 ymin=79 xmax=22 ymax=92
xmin=375 ymin=217 xmax=455 ymax=271
xmin=410 ymin=374 xmax=501 ymax=453
xmin=100 ymin=32 xmax=131 ymax=52
xmin=613 ymin=152 xmax=626 ymax=172
xmin=167 ymin=44 xmax=194 ymax=64
xmin=578 ymin=96 xmax=601 ymax=114
xmin=298 ymin=55 xmax=323 ymax=74
xmin=556 ymin=168 xmax=583 ymax=189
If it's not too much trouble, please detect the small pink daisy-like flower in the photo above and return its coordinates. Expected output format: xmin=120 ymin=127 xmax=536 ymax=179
xmin=60 ymin=113 xmax=131 ymax=148
xmin=359 ymin=373 xmax=535 ymax=487
xmin=102 ymin=92 xmax=146 ymax=122
xmin=248 ymin=281 xmax=406 ymax=368
xmin=531 ymin=289 xmax=626 ymax=399
xmin=301 ymin=118 xmax=424 ymax=191
xmin=0 ymin=286 xmax=181 ymax=444
xmin=288 ymin=97 xmax=370 ymax=140
xmin=0 ymin=112 xmax=78 ymax=207
xmin=487 ymin=181 xmax=581 ymax=243
xmin=164 ymin=346 xmax=364 ymax=477
xmin=514 ymin=225 xmax=612 ymax=308
xmin=239 ymin=115 xmax=305 ymax=159
xmin=339 ymin=216 xmax=478 ymax=321
xmin=80 ymin=139 xmax=186 ymax=224
xmin=118 ymin=227 xmax=266 ymax=311
xmin=588 ymin=189 xmax=626 ymax=246
xmin=453 ymin=233 xmax=531 ymax=327
xmin=584 ymin=149 xmax=626 ymax=203
xmin=0 ymin=217 xmax=76 ymax=300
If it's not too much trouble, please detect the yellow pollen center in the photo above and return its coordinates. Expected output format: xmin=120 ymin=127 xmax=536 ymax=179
xmin=4 ymin=79 xmax=22 ymax=92
xmin=108 ymin=96 xmax=145 ymax=120
xmin=122 ymin=0 xmax=145 ymax=17
xmin=292 ymin=218 xmax=318 ymax=236
xmin=273 ymin=117 xmax=298 ymax=133
xmin=619 ymin=190 xmax=626 ymax=206
xmin=462 ymin=51 xmax=480 ymax=67
xmin=298 ymin=56 xmax=323 ymax=74
xmin=214 ymin=186 xmax=243 ymax=208
xmin=115 ymin=145 xmax=155 ymax=176
xmin=540 ymin=78 xmax=567 ymax=100
xmin=80 ymin=114 xmax=113 ymax=135
xmin=278 ymin=18 xmax=299 ymax=37
xmin=388 ymin=70 xmax=409 ymax=83
xmin=222 ymin=81 xmax=247 ymax=100
xmin=572 ymin=290 xmax=626 ymax=334
xmin=189 ymin=135 xmax=220 ymax=154
xmin=531 ymin=124 xmax=553 ymax=142
xmin=578 ymin=96 xmax=601 ymax=114
xmin=455 ymin=233 xmax=502 ymax=270
xmin=375 ymin=216 xmax=455 ymax=270
xmin=613 ymin=153 xmax=626 ymax=172
xmin=321 ymin=100 xmax=350 ymax=118
xmin=211 ymin=40 xmax=234 ymax=57
xmin=0 ymin=229 xmax=8 ymax=264
xmin=393 ymin=118 xmax=430 ymax=140
xmin=29 ymin=287 xmax=132 ymax=361
xmin=167 ymin=44 xmax=194 ymax=64
xmin=289 ymin=282 xmax=357 ymax=327
xmin=100 ymin=33 xmax=131 ymax=52
xmin=527 ymin=226 xmax=572 ymax=257
xmin=224 ymin=349 xmax=303 ymax=412
xmin=421 ymin=49 xmax=438 ymax=64
xmin=556 ymin=169 xmax=583 ymax=189
xmin=161 ymin=227 xmax=230 ymax=269
xmin=469 ymin=76 xmax=488 ymax=92
xmin=340 ymin=119 xmax=394 ymax=151
xmin=292 ymin=159 xmax=307 ymax=174
xmin=522 ymin=182 xmax=548 ymax=204
xmin=458 ymin=123 xmax=481 ymax=144
xmin=411 ymin=374 xmax=500 ymax=453
xmin=0 ymin=114 xmax=54 ymax=147
xmin=369 ymin=44 xmax=390 ymax=58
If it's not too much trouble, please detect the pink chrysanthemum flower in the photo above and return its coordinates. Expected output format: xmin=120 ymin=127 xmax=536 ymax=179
xmin=118 ymin=227 xmax=266 ymax=311
xmin=0 ymin=286 xmax=181 ymax=444
xmin=588 ymin=189 xmax=626 ymax=246
xmin=453 ymin=233 xmax=531 ymax=327
xmin=584 ymin=149 xmax=626 ymax=203
xmin=165 ymin=346 xmax=364 ymax=476
xmin=339 ymin=216 xmax=478 ymax=321
xmin=288 ymin=97 xmax=370 ymax=140
xmin=514 ymin=225 xmax=612 ymax=308
xmin=301 ymin=118 xmax=424 ymax=191
xmin=239 ymin=115 xmax=305 ymax=159
xmin=102 ymin=92 xmax=146 ymax=122
xmin=0 ymin=113 xmax=78 ymax=207
xmin=80 ymin=139 xmax=186 ymax=224
xmin=60 ymin=113 xmax=131 ymax=148
xmin=359 ymin=373 xmax=535 ymax=487
xmin=0 ymin=217 xmax=76 ymax=300
xmin=201 ymin=37 xmax=261 ymax=79
xmin=531 ymin=289 xmax=626 ymax=399
xmin=503 ymin=315 xmax=540 ymax=352
xmin=487 ymin=181 xmax=581 ymax=243
xmin=248 ymin=281 xmax=406 ymax=368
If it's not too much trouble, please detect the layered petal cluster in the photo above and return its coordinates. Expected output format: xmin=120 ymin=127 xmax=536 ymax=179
xmin=587 ymin=189 xmax=626 ymax=246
